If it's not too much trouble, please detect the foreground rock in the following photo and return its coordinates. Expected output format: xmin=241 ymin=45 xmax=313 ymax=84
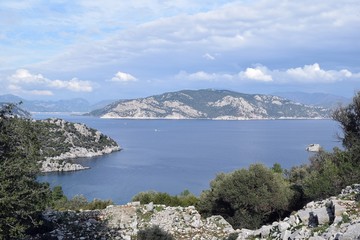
xmin=36 ymin=118 xmax=120 ymax=172
xmin=32 ymin=203 xmax=234 ymax=239
xmin=30 ymin=184 xmax=360 ymax=240
xmin=236 ymin=183 xmax=360 ymax=240
xmin=306 ymin=143 xmax=322 ymax=152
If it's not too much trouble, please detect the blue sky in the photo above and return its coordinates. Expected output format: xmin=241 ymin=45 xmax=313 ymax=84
xmin=0 ymin=0 xmax=359 ymax=102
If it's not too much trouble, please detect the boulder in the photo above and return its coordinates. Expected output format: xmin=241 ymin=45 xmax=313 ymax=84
xmin=306 ymin=143 xmax=321 ymax=152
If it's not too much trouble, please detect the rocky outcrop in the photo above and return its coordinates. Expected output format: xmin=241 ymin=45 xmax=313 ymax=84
xmin=88 ymin=89 xmax=330 ymax=120
xmin=45 ymin=145 xmax=120 ymax=161
xmin=236 ymin=183 xmax=360 ymax=240
xmin=40 ymin=159 xmax=90 ymax=173
xmin=33 ymin=203 xmax=234 ymax=239
xmin=306 ymin=144 xmax=322 ymax=152
xmin=30 ymin=184 xmax=360 ymax=239
xmin=36 ymin=118 xmax=120 ymax=172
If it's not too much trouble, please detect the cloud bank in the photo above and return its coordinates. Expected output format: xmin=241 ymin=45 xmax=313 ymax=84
xmin=0 ymin=0 xmax=359 ymax=99
xmin=179 ymin=63 xmax=359 ymax=83
xmin=7 ymin=69 xmax=93 ymax=96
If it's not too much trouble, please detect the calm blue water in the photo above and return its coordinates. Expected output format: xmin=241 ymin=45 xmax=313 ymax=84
xmin=36 ymin=114 xmax=341 ymax=204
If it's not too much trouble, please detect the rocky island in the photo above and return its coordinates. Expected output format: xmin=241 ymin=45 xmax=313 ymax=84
xmin=34 ymin=118 xmax=120 ymax=172
xmin=88 ymin=89 xmax=330 ymax=120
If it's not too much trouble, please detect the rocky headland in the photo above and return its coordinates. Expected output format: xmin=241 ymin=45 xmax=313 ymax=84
xmin=35 ymin=118 xmax=120 ymax=172
xmin=31 ymin=184 xmax=360 ymax=239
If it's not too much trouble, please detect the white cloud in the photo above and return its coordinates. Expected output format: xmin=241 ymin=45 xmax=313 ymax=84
xmin=284 ymin=63 xmax=353 ymax=83
xmin=179 ymin=63 xmax=359 ymax=83
xmin=9 ymin=69 xmax=47 ymax=84
xmin=7 ymin=69 xmax=93 ymax=95
xmin=176 ymin=71 xmax=233 ymax=81
xmin=111 ymin=71 xmax=137 ymax=82
xmin=240 ymin=67 xmax=273 ymax=82
xmin=29 ymin=90 xmax=54 ymax=96
xmin=49 ymin=78 xmax=93 ymax=92
xmin=203 ymin=53 xmax=215 ymax=60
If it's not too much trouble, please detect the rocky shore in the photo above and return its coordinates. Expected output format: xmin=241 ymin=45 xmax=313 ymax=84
xmin=30 ymin=184 xmax=360 ymax=239
xmin=40 ymin=146 xmax=120 ymax=172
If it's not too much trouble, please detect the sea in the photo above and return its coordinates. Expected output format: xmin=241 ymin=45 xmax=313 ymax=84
xmin=35 ymin=114 xmax=341 ymax=204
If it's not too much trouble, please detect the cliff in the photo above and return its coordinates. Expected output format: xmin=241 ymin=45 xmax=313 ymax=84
xmin=35 ymin=118 xmax=120 ymax=172
xmin=30 ymin=184 xmax=360 ymax=239
xmin=88 ymin=89 xmax=330 ymax=120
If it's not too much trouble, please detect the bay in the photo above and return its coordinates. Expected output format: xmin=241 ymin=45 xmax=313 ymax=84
xmin=36 ymin=114 xmax=341 ymax=204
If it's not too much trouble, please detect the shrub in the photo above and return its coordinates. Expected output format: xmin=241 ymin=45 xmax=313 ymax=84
xmin=197 ymin=164 xmax=293 ymax=229
xmin=52 ymin=192 xmax=113 ymax=211
xmin=132 ymin=190 xmax=198 ymax=207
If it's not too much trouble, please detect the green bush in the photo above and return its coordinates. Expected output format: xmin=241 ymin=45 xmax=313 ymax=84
xmin=51 ymin=190 xmax=113 ymax=211
xmin=197 ymin=164 xmax=293 ymax=229
xmin=132 ymin=190 xmax=198 ymax=207
xmin=137 ymin=225 xmax=174 ymax=240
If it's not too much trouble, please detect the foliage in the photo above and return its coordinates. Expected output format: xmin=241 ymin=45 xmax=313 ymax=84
xmin=333 ymin=91 xmax=360 ymax=149
xmin=300 ymin=148 xmax=360 ymax=200
xmin=137 ymin=225 xmax=174 ymax=240
xmin=0 ymin=104 xmax=51 ymax=238
xmin=132 ymin=189 xmax=198 ymax=207
xmin=272 ymin=163 xmax=283 ymax=174
xmin=51 ymin=188 xmax=113 ymax=211
xmin=197 ymin=164 xmax=293 ymax=229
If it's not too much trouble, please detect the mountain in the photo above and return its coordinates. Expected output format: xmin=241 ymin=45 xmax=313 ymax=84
xmin=0 ymin=94 xmax=24 ymax=103
xmin=0 ymin=94 xmax=115 ymax=112
xmin=273 ymin=92 xmax=351 ymax=109
xmin=88 ymin=89 xmax=330 ymax=119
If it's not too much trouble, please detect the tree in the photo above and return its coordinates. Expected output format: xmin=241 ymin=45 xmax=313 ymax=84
xmin=0 ymin=104 xmax=51 ymax=238
xmin=333 ymin=91 xmax=360 ymax=150
xmin=298 ymin=92 xmax=360 ymax=201
xmin=197 ymin=164 xmax=293 ymax=229
xmin=302 ymin=147 xmax=360 ymax=200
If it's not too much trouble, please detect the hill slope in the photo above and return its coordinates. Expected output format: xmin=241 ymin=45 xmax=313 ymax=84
xmin=89 ymin=89 xmax=330 ymax=119
xmin=0 ymin=103 xmax=31 ymax=118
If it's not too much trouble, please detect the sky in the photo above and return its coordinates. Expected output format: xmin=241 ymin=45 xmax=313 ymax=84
xmin=0 ymin=0 xmax=359 ymax=102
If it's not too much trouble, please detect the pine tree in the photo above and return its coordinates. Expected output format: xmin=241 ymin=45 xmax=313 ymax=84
xmin=0 ymin=104 xmax=51 ymax=238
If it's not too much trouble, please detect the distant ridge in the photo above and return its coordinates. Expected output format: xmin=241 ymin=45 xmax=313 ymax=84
xmin=273 ymin=92 xmax=351 ymax=109
xmin=0 ymin=94 xmax=115 ymax=113
xmin=88 ymin=89 xmax=330 ymax=120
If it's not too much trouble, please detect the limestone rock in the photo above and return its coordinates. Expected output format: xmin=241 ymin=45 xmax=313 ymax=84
xmin=306 ymin=143 xmax=321 ymax=152
xmin=29 ymin=184 xmax=360 ymax=240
